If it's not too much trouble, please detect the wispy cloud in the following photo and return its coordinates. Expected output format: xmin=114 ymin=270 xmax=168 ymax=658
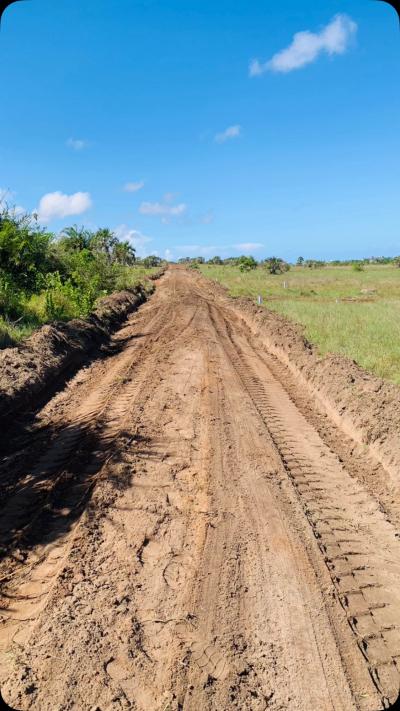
xmin=114 ymin=224 xmax=153 ymax=257
xmin=163 ymin=192 xmax=177 ymax=203
xmin=36 ymin=191 xmax=92 ymax=223
xmin=199 ymin=209 xmax=215 ymax=225
xmin=123 ymin=181 xmax=145 ymax=193
xmin=249 ymin=14 xmax=357 ymax=76
xmin=67 ymin=138 xmax=89 ymax=151
xmin=139 ymin=199 xmax=187 ymax=221
xmin=234 ymin=242 xmax=264 ymax=251
xmin=215 ymin=125 xmax=241 ymax=144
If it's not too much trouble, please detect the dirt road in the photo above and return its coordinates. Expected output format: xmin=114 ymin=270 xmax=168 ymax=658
xmin=1 ymin=268 xmax=400 ymax=710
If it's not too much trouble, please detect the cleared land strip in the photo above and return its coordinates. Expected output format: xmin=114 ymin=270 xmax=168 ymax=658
xmin=0 ymin=268 xmax=399 ymax=710
xmin=207 ymin=300 xmax=400 ymax=706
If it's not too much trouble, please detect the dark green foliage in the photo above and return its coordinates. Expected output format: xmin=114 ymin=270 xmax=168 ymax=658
xmin=141 ymin=255 xmax=162 ymax=268
xmin=0 ymin=209 xmax=53 ymax=295
xmin=238 ymin=255 xmax=258 ymax=272
xmin=0 ymin=207 xmax=139 ymax=336
xmin=262 ymin=257 xmax=290 ymax=275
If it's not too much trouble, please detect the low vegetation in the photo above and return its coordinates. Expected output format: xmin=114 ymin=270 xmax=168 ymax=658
xmin=199 ymin=259 xmax=400 ymax=385
xmin=0 ymin=207 xmax=162 ymax=347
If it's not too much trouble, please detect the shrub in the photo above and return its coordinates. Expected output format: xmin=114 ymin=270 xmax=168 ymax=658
xmin=262 ymin=257 xmax=290 ymax=275
xmin=141 ymin=255 xmax=162 ymax=268
xmin=238 ymin=256 xmax=258 ymax=272
xmin=0 ymin=208 xmax=53 ymax=294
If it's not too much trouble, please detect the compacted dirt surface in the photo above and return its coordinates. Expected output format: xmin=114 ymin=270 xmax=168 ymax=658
xmin=1 ymin=268 xmax=400 ymax=711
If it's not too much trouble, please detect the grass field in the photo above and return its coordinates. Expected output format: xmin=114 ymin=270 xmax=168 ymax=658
xmin=200 ymin=264 xmax=400 ymax=385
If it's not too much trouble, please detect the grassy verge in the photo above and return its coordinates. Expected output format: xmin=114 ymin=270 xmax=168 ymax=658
xmin=200 ymin=264 xmax=400 ymax=385
xmin=0 ymin=266 xmax=159 ymax=349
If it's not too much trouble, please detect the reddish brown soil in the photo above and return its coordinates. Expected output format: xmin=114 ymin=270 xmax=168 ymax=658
xmin=1 ymin=268 xmax=400 ymax=710
xmin=0 ymin=281 xmax=158 ymax=422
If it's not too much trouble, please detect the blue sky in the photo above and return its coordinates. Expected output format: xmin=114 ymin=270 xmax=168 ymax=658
xmin=1 ymin=0 xmax=399 ymax=261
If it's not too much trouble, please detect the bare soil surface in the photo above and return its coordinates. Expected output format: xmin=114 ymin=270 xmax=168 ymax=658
xmin=1 ymin=268 xmax=400 ymax=711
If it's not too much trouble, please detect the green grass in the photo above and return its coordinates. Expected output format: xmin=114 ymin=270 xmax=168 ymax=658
xmin=0 ymin=266 xmax=159 ymax=349
xmin=200 ymin=265 xmax=400 ymax=385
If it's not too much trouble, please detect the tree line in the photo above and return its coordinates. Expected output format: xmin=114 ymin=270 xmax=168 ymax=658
xmin=178 ymin=254 xmax=400 ymax=272
xmin=0 ymin=207 xmax=162 ymax=343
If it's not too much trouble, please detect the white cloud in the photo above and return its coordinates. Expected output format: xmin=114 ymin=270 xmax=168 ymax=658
xmin=164 ymin=248 xmax=173 ymax=261
xmin=250 ymin=14 xmax=357 ymax=76
xmin=234 ymin=242 xmax=264 ymax=251
xmin=67 ymin=138 xmax=88 ymax=151
xmin=215 ymin=125 xmax=241 ymax=144
xmin=163 ymin=192 xmax=177 ymax=203
xmin=139 ymin=201 xmax=187 ymax=218
xmin=36 ymin=191 xmax=92 ymax=223
xmin=114 ymin=224 xmax=153 ymax=258
xmin=123 ymin=181 xmax=145 ymax=193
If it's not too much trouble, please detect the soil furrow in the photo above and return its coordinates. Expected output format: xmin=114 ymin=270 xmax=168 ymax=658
xmin=208 ymin=302 xmax=400 ymax=707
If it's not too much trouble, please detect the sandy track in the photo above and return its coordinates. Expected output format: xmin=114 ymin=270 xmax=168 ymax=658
xmin=1 ymin=268 xmax=399 ymax=710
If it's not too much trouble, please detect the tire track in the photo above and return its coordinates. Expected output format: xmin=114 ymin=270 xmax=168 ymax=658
xmin=1 ymin=269 xmax=399 ymax=710
xmin=209 ymin=302 xmax=400 ymax=707
xmin=0 ymin=289 xmax=194 ymax=681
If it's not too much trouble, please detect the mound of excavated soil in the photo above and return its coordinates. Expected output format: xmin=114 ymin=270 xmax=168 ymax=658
xmin=0 ymin=284 xmax=152 ymax=421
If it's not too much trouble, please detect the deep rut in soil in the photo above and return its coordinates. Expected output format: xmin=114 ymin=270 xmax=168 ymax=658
xmin=0 ymin=268 xmax=399 ymax=710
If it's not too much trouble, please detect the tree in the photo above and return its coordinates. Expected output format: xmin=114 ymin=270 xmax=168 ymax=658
xmin=297 ymin=256 xmax=304 ymax=266
xmin=112 ymin=240 xmax=136 ymax=265
xmin=89 ymin=228 xmax=118 ymax=262
xmin=208 ymin=256 xmax=223 ymax=265
xmin=262 ymin=257 xmax=290 ymax=275
xmin=142 ymin=255 xmax=162 ymax=268
xmin=58 ymin=225 xmax=93 ymax=252
xmin=238 ymin=255 xmax=258 ymax=272
xmin=0 ymin=208 xmax=53 ymax=294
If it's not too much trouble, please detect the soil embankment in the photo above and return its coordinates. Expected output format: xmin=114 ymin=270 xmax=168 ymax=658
xmin=1 ymin=268 xmax=399 ymax=711
xmin=0 ymin=273 xmax=162 ymax=423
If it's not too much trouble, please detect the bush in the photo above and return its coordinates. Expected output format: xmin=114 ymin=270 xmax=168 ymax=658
xmin=238 ymin=256 xmax=258 ymax=272
xmin=0 ymin=209 xmax=53 ymax=296
xmin=141 ymin=255 xmax=162 ymax=268
xmin=262 ymin=257 xmax=290 ymax=275
xmin=0 ymin=207 xmax=147 ymax=346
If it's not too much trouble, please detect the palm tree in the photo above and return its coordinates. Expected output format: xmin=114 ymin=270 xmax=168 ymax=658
xmin=60 ymin=225 xmax=92 ymax=252
xmin=112 ymin=240 xmax=136 ymax=265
